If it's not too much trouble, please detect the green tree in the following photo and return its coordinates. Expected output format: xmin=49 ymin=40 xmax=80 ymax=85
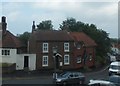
xmin=37 ymin=20 xmax=53 ymax=30
xmin=17 ymin=32 xmax=30 ymax=46
xmin=60 ymin=17 xmax=111 ymax=57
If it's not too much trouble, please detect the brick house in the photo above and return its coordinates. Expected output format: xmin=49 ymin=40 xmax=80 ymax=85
xmin=0 ymin=16 xmax=24 ymax=64
xmin=29 ymin=22 xmax=97 ymax=70
xmin=0 ymin=16 xmax=97 ymax=71
xmin=70 ymin=32 xmax=97 ymax=69
xmin=29 ymin=30 xmax=74 ymax=70
xmin=0 ymin=16 xmax=36 ymax=70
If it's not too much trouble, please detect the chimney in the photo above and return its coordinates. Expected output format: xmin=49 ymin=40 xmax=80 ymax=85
xmin=32 ymin=21 xmax=36 ymax=33
xmin=2 ymin=16 xmax=7 ymax=34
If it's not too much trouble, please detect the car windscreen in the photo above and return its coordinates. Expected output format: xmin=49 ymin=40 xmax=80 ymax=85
xmin=110 ymin=65 xmax=120 ymax=70
xmin=60 ymin=72 xmax=69 ymax=78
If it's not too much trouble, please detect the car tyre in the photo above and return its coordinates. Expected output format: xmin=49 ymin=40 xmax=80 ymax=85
xmin=109 ymin=72 xmax=112 ymax=76
xmin=63 ymin=82 xmax=67 ymax=86
xmin=80 ymin=80 xmax=84 ymax=85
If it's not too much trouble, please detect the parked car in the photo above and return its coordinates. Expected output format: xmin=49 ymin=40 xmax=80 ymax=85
xmin=109 ymin=61 xmax=120 ymax=76
xmin=53 ymin=71 xmax=85 ymax=85
xmin=109 ymin=75 xmax=120 ymax=86
xmin=88 ymin=80 xmax=116 ymax=86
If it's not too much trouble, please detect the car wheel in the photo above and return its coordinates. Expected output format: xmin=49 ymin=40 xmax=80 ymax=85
xmin=109 ymin=72 xmax=111 ymax=76
xmin=63 ymin=82 xmax=67 ymax=86
xmin=79 ymin=80 xmax=84 ymax=85
xmin=79 ymin=81 xmax=82 ymax=84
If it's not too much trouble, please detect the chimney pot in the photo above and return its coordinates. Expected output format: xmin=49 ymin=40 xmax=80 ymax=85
xmin=2 ymin=16 xmax=6 ymax=23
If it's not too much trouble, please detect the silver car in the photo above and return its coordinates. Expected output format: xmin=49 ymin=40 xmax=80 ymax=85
xmin=88 ymin=80 xmax=116 ymax=86
xmin=109 ymin=75 xmax=120 ymax=86
xmin=53 ymin=71 xmax=85 ymax=85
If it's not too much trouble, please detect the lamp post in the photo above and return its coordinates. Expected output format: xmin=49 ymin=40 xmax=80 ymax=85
xmin=52 ymin=46 xmax=57 ymax=80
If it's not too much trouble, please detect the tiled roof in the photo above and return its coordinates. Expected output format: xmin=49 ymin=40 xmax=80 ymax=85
xmin=2 ymin=30 xmax=24 ymax=48
xmin=30 ymin=30 xmax=73 ymax=41
xmin=112 ymin=43 xmax=120 ymax=49
xmin=70 ymin=32 xmax=97 ymax=47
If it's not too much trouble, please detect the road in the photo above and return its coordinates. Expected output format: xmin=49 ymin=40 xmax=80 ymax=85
xmin=84 ymin=66 xmax=109 ymax=83
xmin=2 ymin=67 xmax=109 ymax=86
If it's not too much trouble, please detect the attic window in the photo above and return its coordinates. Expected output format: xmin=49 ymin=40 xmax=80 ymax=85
xmin=2 ymin=50 xmax=10 ymax=56
xmin=75 ymin=42 xmax=82 ymax=49
xmin=76 ymin=43 xmax=81 ymax=49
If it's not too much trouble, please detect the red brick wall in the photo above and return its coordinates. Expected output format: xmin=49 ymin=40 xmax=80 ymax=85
xmin=73 ymin=47 xmax=96 ymax=69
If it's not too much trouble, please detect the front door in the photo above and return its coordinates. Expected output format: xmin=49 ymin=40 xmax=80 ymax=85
xmin=24 ymin=56 xmax=29 ymax=68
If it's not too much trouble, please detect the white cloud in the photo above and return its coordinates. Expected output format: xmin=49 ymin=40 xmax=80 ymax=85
xmin=2 ymin=2 xmax=22 ymax=13
xmin=1 ymin=1 xmax=118 ymax=38
xmin=7 ymin=11 xmax=21 ymax=22
xmin=1 ymin=0 xmax=119 ymax=2
xmin=32 ymin=1 xmax=82 ymax=12
xmin=0 ymin=3 xmax=2 ymax=17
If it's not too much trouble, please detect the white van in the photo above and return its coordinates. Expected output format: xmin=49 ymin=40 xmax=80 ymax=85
xmin=109 ymin=61 xmax=120 ymax=76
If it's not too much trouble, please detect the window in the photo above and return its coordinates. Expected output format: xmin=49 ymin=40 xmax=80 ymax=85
xmin=42 ymin=56 xmax=48 ymax=67
xmin=64 ymin=43 xmax=69 ymax=52
xmin=89 ymin=54 xmax=92 ymax=61
xmin=64 ymin=55 xmax=70 ymax=65
xmin=77 ymin=55 xmax=82 ymax=63
xmin=43 ymin=43 xmax=48 ymax=53
xmin=69 ymin=74 xmax=74 ymax=78
xmin=76 ymin=44 xmax=81 ymax=49
xmin=2 ymin=50 xmax=10 ymax=56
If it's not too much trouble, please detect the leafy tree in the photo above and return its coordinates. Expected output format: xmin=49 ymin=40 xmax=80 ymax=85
xmin=17 ymin=32 xmax=30 ymax=46
xmin=60 ymin=17 xmax=111 ymax=57
xmin=37 ymin=20 xmax=53 ymax=30
xmin=110 ymin=38 xmax=118 ymax=43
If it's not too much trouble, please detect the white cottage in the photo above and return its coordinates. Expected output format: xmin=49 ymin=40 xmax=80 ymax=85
xmin=0 ymin=16 xmax=36 ymax=71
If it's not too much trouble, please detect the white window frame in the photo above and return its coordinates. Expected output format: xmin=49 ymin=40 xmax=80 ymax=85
xmin=43 ymin=43 xmax=48 ymax=53
xmin=2 ymin=50 xmax=10 ymax=56
xmin=42 ymin=56 xmax=48 ymax=67
xmin=64 ymin=54 xmax=70 ymax=65
xmin=64 ymin=43 xmax=69 ymax=52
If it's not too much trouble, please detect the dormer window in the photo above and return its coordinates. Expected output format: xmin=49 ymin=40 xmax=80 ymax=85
xmin=76 ymin=43 xmax=81 ymax=49
xmin=75 ymin=42 xmax=82 ymax=49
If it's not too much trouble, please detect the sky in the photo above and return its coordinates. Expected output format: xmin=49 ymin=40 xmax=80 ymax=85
xmin=0 ymin=0 xmax=119 ymax=38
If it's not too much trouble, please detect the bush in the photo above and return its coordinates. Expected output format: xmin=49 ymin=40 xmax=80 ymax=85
xmin=0 ymin=63 xmax=13 ymax=67
xmin=0 ymin=63 xmax=16 ymax=74
xmin=95 ymin=56 xmax=106 ymax=67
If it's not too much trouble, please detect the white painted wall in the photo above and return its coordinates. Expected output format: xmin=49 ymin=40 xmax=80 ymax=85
xmin=0 ymin=48 xmax=36 ymax=71
xmin=16 ymin=54 xmax=36 ymax=70
xmin=0 ymin=48 xmax=17 ymax=63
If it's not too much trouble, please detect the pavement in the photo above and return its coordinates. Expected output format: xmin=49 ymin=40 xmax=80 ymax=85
xmin=2 ymin=70 xmax=53 ymax=80
xmin=1 ymin=64 xmax=109 ymax=80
